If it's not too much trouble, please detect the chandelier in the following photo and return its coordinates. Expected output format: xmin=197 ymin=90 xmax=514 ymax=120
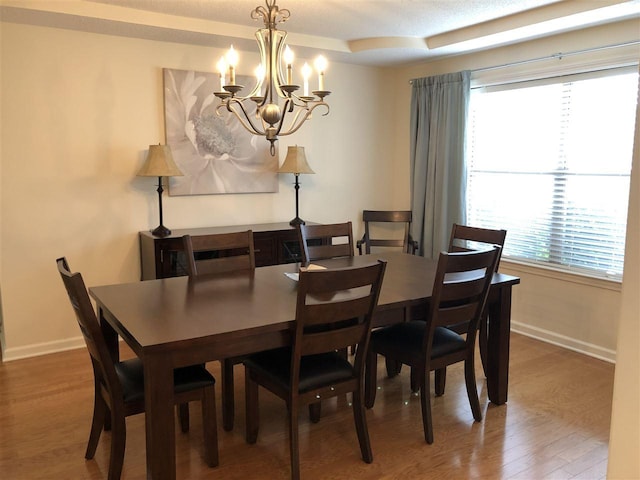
xmin=214 ymin=0 xmax=330 ymax=155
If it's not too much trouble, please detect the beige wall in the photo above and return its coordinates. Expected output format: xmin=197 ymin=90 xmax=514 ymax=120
xmin=0 ymin=22 xmax=398 ymax=358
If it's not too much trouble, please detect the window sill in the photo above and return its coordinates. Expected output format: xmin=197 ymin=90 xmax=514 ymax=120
xmin=501 ymin=258 xmax=622 ymax=292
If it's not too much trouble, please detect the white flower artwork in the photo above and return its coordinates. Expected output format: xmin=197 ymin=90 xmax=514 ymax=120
xmin=163 ymin=68 xmax=278 ymax=195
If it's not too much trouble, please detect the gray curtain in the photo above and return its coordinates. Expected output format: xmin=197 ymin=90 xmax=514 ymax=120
xmin=410 ymin=71 xmax=470 ymax=259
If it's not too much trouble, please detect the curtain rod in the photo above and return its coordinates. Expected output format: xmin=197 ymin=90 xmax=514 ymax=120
xmin=473 ymin=40 xmax=640 ymax=73
xmin=409 ymin=40 xmax=640 ymax=83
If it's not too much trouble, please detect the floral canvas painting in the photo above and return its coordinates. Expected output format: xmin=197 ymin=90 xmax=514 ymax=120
xmin=163 ymin=68 xmax=278 ymax=195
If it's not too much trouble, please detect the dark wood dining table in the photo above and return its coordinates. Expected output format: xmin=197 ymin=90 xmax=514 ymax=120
xmin=89 ymin=251 xmax=520 ymax=480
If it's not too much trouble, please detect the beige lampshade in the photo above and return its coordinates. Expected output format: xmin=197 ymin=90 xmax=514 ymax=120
xmin=137 ymin=144 xmax=183 ymax=177
xmin=278 ymin=146 xmax=315 ymax=175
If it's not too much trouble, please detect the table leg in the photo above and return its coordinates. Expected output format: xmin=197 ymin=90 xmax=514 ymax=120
xmin=144 ymin=354 xmax=176 ymax=480
xmin=486 ymin=284 xmax=513 ymax=405
xmin=98 ymin=306 xmax=119 ymax=363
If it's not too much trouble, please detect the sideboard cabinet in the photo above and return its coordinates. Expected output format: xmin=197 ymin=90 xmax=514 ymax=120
xmin=139 ymin=222 xmax=309 ymax=280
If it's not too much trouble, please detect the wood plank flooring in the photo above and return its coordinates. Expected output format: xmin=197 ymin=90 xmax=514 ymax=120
xmin=0 ymin=333 xmax=613 ymax=479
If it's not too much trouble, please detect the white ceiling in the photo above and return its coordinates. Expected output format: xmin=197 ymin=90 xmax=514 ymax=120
xmin=1 ymin=0 xmax=639 ymax=66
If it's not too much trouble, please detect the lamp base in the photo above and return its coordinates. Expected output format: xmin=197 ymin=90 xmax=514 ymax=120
xmin=289 ymin=217 xmax=306 ymax=227
xmin=151 ymin=225 xmax=172 ymax=237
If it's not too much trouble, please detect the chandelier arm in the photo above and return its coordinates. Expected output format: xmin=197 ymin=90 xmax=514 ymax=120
xmin=278 ymin=107 xmax=307 ymax=136
xmin=278 ymin=103 xmax=330 ymax=137
xmin=315 ymin=103 xmax=331 ymax=117
xmin=223 ymin=99 xmax=267 ymax=136
xmin=287 ymin=95 xmax=314 ymax=109
xmin=272 ymin=97 xmax=294 ymax=137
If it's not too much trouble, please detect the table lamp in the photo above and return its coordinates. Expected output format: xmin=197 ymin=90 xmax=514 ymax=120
xmin=278 ymin=146 xmax=315 ymax=226
xmin=137 ymin=144 xmax=183 ymax=237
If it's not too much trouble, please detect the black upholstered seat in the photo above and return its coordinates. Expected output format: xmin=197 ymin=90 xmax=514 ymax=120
xmin=371 ymin=322 xmax=466 ymax=361
xmin=244 ymin=348 xmax=355 ymax=393
xmin=115 ymin=359 xmax=217 ymax=404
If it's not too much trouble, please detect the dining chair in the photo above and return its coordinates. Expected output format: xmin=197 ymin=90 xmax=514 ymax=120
xmin=56 ymin=257 xmax=218 ymax=479
xmin=364 ymin=247 xmax=500 ymax=444
xmin=435 ymin=223 xmax=507 ymax=393
xmin=356 ymin=210 xmax=418 ymax=372
xmin=298 ymin=221 xmax=357 ymax=363
xmin=402 ymin=224 xmax=507 ymax=394
xmin=243 ymin=260 xmax=387 ymax=480
xmin=297 ymin=221 xmax=354 ymax=265
xmin=356 ymin=210 xmax=419 ymax=255
xmin=182 ymin=230 xmax=255 ymax=432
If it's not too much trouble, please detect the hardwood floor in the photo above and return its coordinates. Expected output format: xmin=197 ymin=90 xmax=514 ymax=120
xmin=0 ymin=333 xmax=613 ymax=479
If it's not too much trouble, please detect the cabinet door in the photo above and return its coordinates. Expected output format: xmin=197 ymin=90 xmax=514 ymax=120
xmin=140 ymin=234 xmax=183 ymax=280
xmin=156 ymin=238 xmax=186 ymax=278
xmin=278 ymin=230 xmax=304 ymax=264
xmin=253 ymin=233 xmax=278 ymax=267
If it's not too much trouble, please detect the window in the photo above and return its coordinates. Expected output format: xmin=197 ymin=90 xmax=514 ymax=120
xmin=467 ymin=67 xmax=638 ymax=280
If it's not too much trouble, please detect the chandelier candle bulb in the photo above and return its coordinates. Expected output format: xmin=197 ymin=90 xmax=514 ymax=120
xmin=283 ymin=46 xmax=294 ymax=85
xmin=314 ymin=55 xmax=328 ymax=91
xmin=227 ymin=45 xmax=238 ymax=85
xmin=302 ymin=62 xmax=311 ymax=96
xmin=216 ymin=57 xmax=227 ymax=89
xmin=255 ymin=64 xmax=265 ymax=84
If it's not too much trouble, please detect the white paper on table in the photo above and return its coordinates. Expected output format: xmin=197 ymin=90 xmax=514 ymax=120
xmin=284 ymin=264 xmax=327 ymax=281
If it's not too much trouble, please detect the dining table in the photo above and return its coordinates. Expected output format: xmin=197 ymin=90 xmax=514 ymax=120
xmin=89 ymin=251 xmax=520 ymax=480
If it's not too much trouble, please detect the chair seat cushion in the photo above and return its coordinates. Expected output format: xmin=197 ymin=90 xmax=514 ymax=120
xmin=115 ymin=358 xmax=215 ymax=404
xmin=244 ymin=347 xmax=355 ymax=393
xmin=371 ymin=321 xmax=466 ymax=359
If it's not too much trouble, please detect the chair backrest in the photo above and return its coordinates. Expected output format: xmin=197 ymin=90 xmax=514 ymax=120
xmin=182 ymin=230 xmax=255 ymax=276
xmin=56 ymin=257 xmax=123 ymax=402
xmin=359 ymin=210 xmax=418 ymax=254
xmin=448 ymin=224 xmax=506 ymax=268
xmin=297 ymin=222 xmax=354 ymax=265
xmin=423 ymin=247 xmax=500 ymax=354
xmin=292 ymin=260 xmax=387 ymax=379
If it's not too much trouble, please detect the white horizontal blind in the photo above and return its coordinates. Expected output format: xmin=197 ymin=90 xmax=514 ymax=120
xmin=467 ymin=67 xmax=638 ymax=280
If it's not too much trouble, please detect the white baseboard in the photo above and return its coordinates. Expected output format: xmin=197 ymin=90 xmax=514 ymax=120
xmin=2 ymin=325 xmax=616 ymax=364
xmin=511 ymin=321 xmax=616 ymax=364
xmin=2 ymin=336 xmax=86 ymax=362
